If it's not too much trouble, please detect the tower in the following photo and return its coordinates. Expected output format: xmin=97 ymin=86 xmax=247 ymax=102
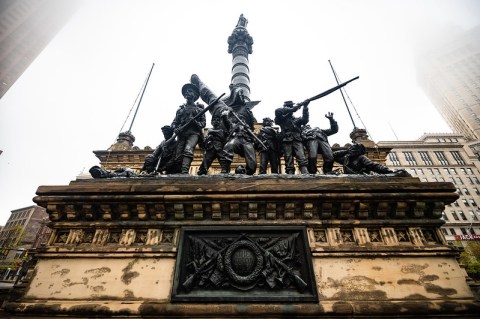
xmin=227 ymin=14 xmax=254 ymax=101
xmin=416 ymin=25 xmax=480 ymax=141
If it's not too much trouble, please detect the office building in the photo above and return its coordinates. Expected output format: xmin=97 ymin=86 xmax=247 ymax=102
xmin=0 ymin=0 xmax=80 ymax=98
xmin=378 ymin=133 xmax=480 ymax=242
xmin=416 ymin=25 xmax=480 ymax=141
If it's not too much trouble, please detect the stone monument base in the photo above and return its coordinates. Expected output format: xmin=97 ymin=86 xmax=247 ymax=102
xmin=5 ymin=175 xmax=480 ymax=317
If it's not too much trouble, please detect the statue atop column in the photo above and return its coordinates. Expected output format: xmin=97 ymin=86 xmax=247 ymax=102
xmin=227 ymin=14 xmax=254 ymax=100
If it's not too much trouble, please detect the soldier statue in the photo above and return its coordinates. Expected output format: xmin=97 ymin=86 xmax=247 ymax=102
xmin=301 ymin=112 xmax=338 ymax=174
xmin=141 ymin=125 xmax=177 ymax=174
xmin=274 ymin=100 xmax=310 ymax=174
xmin=221 ymin=88 xmax=258 ymax=175
xmin=197 ymin=115 xmax=229 ymax=175
xmin=190 ymin=74 xmax=259 ymax=175
xmin=334 ymin=143 xmax=409 ymax=176
xmin=256 ymin=117 xmax=280 ymax=174
xmin=171 ymin=84 xmax=206 ymax=174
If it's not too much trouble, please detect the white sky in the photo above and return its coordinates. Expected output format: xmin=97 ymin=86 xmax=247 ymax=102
xmin=0 ymin=0 xmax=479 ymax=225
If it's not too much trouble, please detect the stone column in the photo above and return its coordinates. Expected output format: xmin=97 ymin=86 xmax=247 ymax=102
xmin=227 ymin=14 xmax=254 ymax=100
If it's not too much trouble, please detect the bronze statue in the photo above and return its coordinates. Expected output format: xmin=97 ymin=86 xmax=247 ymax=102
xmin=274 ymin=100 xmax=310 ymax=174
xmin=256 ymin=117 xmax=280 ymax=174
xmin=301 ymin=112 xmax=338 ymax=174
xmin=142 ymin=125 xmax=177 ymax=174
xmin=89 ymin=166 xmax=136 ymax=178
xmin=171 ymin=84 xmax=206 ymax=174
xmin=236 ymin=14 xmax=248 ymax=28
xmin=221 ymin=88 xmax=258 ymax=175
xmin=190 ymin=74 xmax=259 ymax=175
xmin=197 ymin=115 xmax=229 ymax=175
xmin=334 ymin=143 xmax=410 ymax=176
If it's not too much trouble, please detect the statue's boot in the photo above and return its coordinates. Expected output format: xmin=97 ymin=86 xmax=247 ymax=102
xmin=286 ymin=169 xmax=295 ymax=175
xmin=220 ymin=161 xmax=231 ymax=174
xmin=308 ymin=158 xmax=318 ymax=174
xmin=181 ymin=157 xmax=193 ymax=174
xmin=300 ymin=166 xmax=309 ymax=174
xmin=323 ymin=160 xmax=334 ymax=175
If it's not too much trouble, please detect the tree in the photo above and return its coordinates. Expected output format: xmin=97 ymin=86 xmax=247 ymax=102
xmin=459 ymin=241 xmax=480 ymax=281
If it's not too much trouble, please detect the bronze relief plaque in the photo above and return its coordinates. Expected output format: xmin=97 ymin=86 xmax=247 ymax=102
xmin=172 ymin=226 xmax=318 ymax=302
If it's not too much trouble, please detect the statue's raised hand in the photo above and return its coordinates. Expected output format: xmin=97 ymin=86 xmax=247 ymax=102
xmin=325 ymin=112 xmax=334 ymax=120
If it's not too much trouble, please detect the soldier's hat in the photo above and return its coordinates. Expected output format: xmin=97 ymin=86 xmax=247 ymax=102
xmin=352 ymin=143 xmax=366 ymax=154
xmin=181 ymin=83 xmax=200 ymax=100
xmin=283 ymin=100 xmax=294 ymax=107
xmin=161 ymin=125 xmax=173 ymax=133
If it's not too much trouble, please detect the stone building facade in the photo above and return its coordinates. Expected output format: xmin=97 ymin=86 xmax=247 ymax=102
xmin=378 ymin=133 xmax=480 ymax=242
xmin=0 ymin=205 xmax=50 ymax=280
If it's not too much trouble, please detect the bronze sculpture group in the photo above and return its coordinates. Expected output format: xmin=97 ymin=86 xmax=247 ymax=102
xmin=127 ymin=74 xmax=405 ymax=177
xmin=90 ymin=73 xmax=408 ymax=178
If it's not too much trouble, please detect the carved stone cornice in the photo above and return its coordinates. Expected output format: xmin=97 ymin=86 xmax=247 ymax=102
xmin=34 ymin=175 xmax=456 ymax=224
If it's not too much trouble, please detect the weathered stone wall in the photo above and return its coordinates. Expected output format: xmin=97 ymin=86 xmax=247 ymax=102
xmin=314 ymin=257 xmax=473 ymax=301
xmin=24 ymin=258 xmax=175 ymax=301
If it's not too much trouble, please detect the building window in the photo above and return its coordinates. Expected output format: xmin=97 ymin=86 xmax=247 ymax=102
xmin=388 ymin=152 xmax=401 ymax=166
xmin=434 ymin=151 xmax=449 ymax=165
xmin=421 ymin=178 xmax=427 ymax=182
xmin=450 ymin=168 xmax=457 ymax=175
xmin=451 ymin=212 xmax=460 ymax=220
xmin=463 ymin=188 xmax=470 ymax=195
xmin=442 ymin=212 xmax=447 ymax=220
xmin=451 ymin=151 xmax=465 ymax=165
xmin=417 ymin=168 xmax=424 ymax=175
xmin=431 ymin=177 xmax=438 ymax=182
xmin=461 ymin=168 xmax=466 ymax=174
xmin=438 ymin=177 xmax=445 ymax=182
xmin=469 ymin=211 xmax=478 ymax=221
xmin=450 ymin=228 xmax=456 ymax=235
xmin=459 ymin=211 xmax=467 ymax=220
xmin=434 ymin=168 xmax=440 ymax=175
xmin=419 ymin=151 xmax=433 ymax=165
xmin=410 ymin=169 xmax=416 ymax=176
xmin=456 ymin=177 xmax=463 ymax=185
xmin=467 ymin=168 xmax=474 ymax=175
xmin=443 ymin=168 xmax=449 ymax=175
xmin=453 ymin=201 xmax=460 ymax=207
xmin=441 ymin=228 xmax=448 ymax=235
xmin=403 ymin=152 xmax=417 ymax=165
xmin=462 ymin=199 xmax=469 ymax=206
xmin=461 ymin=228 xmax=469 ymax=235
xmin=474 ymin=188 xmax=479 ymax=195
xmin=469 ymin=199 xmax=477 ymax=206
xmin=467 ymin=177 xmax=475 ymax=185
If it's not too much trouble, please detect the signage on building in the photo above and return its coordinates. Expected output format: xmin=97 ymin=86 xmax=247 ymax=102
xmin=455 ymin=234 xmax=480 ymax=241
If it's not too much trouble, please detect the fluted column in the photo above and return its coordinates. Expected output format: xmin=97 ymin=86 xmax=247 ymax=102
xmin=227 ymin=14 xmax=253 ymax=100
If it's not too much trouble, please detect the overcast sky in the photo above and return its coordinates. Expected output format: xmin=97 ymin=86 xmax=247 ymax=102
xmin=0 ymin=0 xmax=479 ymax=224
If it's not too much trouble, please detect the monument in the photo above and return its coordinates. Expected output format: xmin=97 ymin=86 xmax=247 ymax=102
xmin=5 ymin=15 xmax=480 ymax=318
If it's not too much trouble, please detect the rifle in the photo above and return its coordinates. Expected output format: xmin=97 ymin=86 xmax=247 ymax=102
xmin=153 ymin=93 xmax=225 ymax=173
xmin=183 ymin=235 xmax=242 ymax=291
xmin=229 ymin=110 xmax=268 ymax=151
xmin=245 ymin=236 xmax=307 ymax=291
xmin=296 ymin=76 xmax=359 ymax=107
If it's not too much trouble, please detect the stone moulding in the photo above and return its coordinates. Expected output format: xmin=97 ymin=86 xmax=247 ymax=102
xmin=33 ymin=175 xmax=457 ymax=223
